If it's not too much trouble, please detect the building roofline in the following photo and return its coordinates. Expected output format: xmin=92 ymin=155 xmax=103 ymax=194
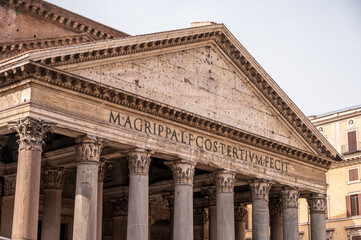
xmin=309 ymin=104 xmax=361 ymax=120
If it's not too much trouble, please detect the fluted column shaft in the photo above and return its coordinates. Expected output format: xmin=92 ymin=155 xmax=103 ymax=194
xmin=308 ymin=194 xmax=326 ymax=240
xmin=41 ymin=168 xmax=66 ymax=240
xmin=8 ymin=117 xmax=56 ymax=240
xmin=73 ymin=135 xmax=107 ymax=240
xmin=282 ymin=188 xmax=300 ymax=240
xmin=235 ymin=204 xmax=247 ymax=240
xmin=269 ymin=199 xmax=283 ymax=240
xmin=249 ymin=180 xmax=272 ymax=240
xmin=215 ymin=170 xmax=235 ymax=240
xmin=167 ymin=159 xmax=196 ymax=240
xmin=126 ymin=149 xmax=153 ymax=240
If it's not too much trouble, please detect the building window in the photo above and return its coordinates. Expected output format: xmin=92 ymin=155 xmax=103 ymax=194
xmin=347 ymin=130 xmax=358 ymax=153
xmin=348 ymin=167 xmax=360 ymax=184
xmin=346 ymin=194 xmax=361 ymax=217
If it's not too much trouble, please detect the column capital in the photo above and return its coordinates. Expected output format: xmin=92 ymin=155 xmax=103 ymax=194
xmin=110 ymin=198 xmax=128 ymax=217
xmin=8 ymin=117 xmax=56 ymax=151
xmin=269 ymin=198 xmax=283 ymax=217
xmin=42 ymin=168 xmax=66 ymax=190
xmin=75 ymin=135 xmax=108 ymax=163
xmin=234 ymin=204 xmax=247 ymax=222
xmin=4 ymin=174 xmax=16 ymax=196
xmin=98 ymin=160 xmax=113 ymax=182
xmin=214 ymin=170 xmax=235 ymax=193
xmin=126 ymin=148 xmax=153 ymax=175
xmin=307 ymin=194 xmax=326 ymax=214
xmin=282 ymin=188 xmax=301 ymax=208
xmin=166 ymin=159 xmax=196 ymax=185
xmin=249 ymin=180 xmax=272 ymax=201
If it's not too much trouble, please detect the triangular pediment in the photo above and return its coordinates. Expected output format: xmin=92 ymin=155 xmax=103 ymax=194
xmin=66 ymin=46 xmax=310 ymax=152
xmin=0 ymin=23 xmax=343 ymax=163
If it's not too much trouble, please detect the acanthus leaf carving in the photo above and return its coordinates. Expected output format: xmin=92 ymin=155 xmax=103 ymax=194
xmin=126 ymin=148 xmax=153 ymax=175
xmin=234 ymin=204 xmax=247 ymax=222
xmin=307 ymin=194 xmax=327 ymax=214
xmin=42 ymin=167 xmax=66 ymax=190
xmin=8 ymin=117 xmax=56 ymax=151
xmin=4 ymin=175 xmax=16 ymax=196
xmin=98 ymin=159 xmax=113 ymax=182
xmin=282 ymin=188 xmax=301 ymax=208
xmin=215 ymin=170 xmax=235 ymax=193
xmin=249 ymin=180 xmax=272 ymax=201
xmin=75 ymin=135 xmax=108 ymax=163
xmin=166 ymin=159 xmax=196 ymax=185
xmin=269 ymin=198 xmax=283 ymax=217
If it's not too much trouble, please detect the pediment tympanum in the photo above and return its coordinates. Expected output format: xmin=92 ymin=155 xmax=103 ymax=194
xmin=67 ymin=46 xmax=309 ymax=151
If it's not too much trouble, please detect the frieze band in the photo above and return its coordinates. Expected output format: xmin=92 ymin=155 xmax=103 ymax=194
xmin=110 ymin=111 xmax=290 ymax=173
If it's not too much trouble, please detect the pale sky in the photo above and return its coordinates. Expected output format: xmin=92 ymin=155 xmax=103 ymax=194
xmin=47 ymin=0 xmax=361 ymax=116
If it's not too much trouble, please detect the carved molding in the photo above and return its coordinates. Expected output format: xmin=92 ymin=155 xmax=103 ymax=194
xmin=307 ymin=194 xmax=326 ymax=214
xmin=0 ymin=62 xmax=336 ymax=168
xmin=42 ymin=167 xmax=66 ymax=190
xmin=98 ymin=159 xmax=113 ymax=182
xmin=4 ymin=175 xmax=16 ymax=196
xmin=166 ymin=159 xmax=196 ymax=185
xmin=8 ymin=117 xmax=56 ymax=151
xmin=215 ymin=170 xmax=235 ymax=193
xmin=326 ymin=228 xmax=334 ymax=240
xmin=110 ymin=198 xmax=128 ymax=217
xmin=194 ymin=208 xmax=208 ymax=225
xmin=75 ymin=135 xmax=108 ymax=163
xmin=234 ymin=204 xmax=247 ymax=222
xmin=249 ymin=180 xmax=272 ymax=201
xmin=282 ymin=188 xmax=301 ymax=208
xmin=126 ymin=148 xmax=153 ymax=175
xmin=269 ymin=198 xmax=283 ymax=217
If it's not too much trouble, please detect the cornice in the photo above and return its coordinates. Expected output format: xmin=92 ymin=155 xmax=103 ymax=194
xmin=2 ymin=0 xmax=128 ymax=40
xmin=0 ymin=33 xmax=94 ymax=60
xmin=0 ymin=61 xmax=337 ymax=168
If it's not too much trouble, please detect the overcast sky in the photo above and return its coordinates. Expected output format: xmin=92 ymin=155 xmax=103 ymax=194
xmin=47 ymin=0 xmax=361 ymax=116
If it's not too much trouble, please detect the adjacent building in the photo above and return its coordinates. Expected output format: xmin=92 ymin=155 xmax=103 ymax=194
xmin=299 ymin=105 xmax=361 ymax=240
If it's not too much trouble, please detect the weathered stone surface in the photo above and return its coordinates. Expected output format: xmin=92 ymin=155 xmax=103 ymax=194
xmin=69 ymin=47 xmax=307 ymax=150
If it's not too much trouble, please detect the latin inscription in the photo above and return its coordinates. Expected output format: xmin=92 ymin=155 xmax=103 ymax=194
xmin=110 ymin=111 xmax=289 ymax=172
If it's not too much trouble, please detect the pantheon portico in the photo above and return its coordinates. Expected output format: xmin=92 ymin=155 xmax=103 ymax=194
xmin=0 ymin=1 xmax=343 ymax=240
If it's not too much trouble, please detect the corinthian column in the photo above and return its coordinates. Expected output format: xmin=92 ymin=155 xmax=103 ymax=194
xmin=282 ymin=188 xmax=300 ymax=240
xmin=307 ymin=194 xmax=326 ymax=240
xmin=41 ymin=168 xmax=66 ymax=240
xmin=249 ymin=180 xmax=272 ymax=240
xmin=8 ymin=117 xmax=56 ymax=240
xmin=166 ymin=159 xmax=196 ymax=240
xmin=269 ymin=198 xmax=283 ymax=240
xmin=215 ymin=170 xmax=235 ymax=240
xmin=97 ymin=160 xmax=112 ymax=240
xmin=235 ymin=204 xmax=247 ymax=240
xmin=73 ymin=135 xmax=107 ymax=240
xmin=126 ymin=148 xmax=153 ymax=240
